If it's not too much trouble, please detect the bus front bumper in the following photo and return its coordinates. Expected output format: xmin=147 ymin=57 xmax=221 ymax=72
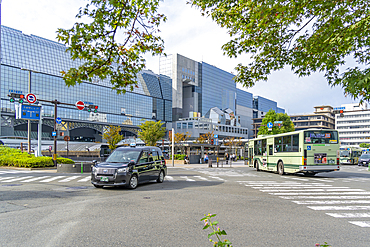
xmin=299 ymin=165 xmax=340 ymax=172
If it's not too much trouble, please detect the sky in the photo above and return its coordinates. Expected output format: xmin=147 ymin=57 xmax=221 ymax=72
xmin=1 ymin=0 xmax=361 ymax=114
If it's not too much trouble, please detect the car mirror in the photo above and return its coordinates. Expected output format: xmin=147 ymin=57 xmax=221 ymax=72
xmin=128 ymin=160 xmax=135 ymax=166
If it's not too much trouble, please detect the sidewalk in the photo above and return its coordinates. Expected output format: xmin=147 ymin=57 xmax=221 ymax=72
xmin=166 ymin=160 xmax=248 ymax=168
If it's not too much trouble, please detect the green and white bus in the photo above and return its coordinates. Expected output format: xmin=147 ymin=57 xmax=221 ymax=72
xmin=339 ymin=146 xmax=362 ymax=165
xmin=248 ymin=129 xmax=340 ymax=176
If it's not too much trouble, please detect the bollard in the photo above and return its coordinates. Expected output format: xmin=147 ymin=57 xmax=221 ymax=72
xmin=208 ymin=158 xmax=212 ymax=168
xmin=81 ymin=162 xmax=83 ymax=174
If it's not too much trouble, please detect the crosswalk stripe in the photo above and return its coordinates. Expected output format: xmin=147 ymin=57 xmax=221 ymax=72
xmin=22 ymin=176 xmax=51 ymax=182
xmin=193 ymin=176 xmax=209 ymax=181
xmin=280 ymin=195 xmax=370 ymax=200
xmin=0 ymin=176 xmax=15 ymax=181
xmin=77 ymin=176 xmax=91 ymax=182
xmin=270 ymin=192 xmax=370 ymax=196
xmin=39 ymin=176 xmax=66 ymax=182
xmin=58 ymin=176 xmax=81 ymax=182
xmin=328 ymin=213 xmax=370 ymax=218
xmin=2 ymin=176 xmax=33 ymax=182
xmin=348 ymin=221 xmax=370 ymax=227
xmin=308 ymin=205 xmax=370 ymax=211
xmin=293 ymin=200 xmax=370 ymax=205
xmin=165 ymin=176 xmax=177 ymax=182
xmin=180 ymin=176 xmax=195 ymax=182
xmin=210 ymin=176 xmax=225 ymax=181
xmin=260 ymin=188 xmax=364 ymax=192
xmin=250 ymin=185 xmax=334 ymax=188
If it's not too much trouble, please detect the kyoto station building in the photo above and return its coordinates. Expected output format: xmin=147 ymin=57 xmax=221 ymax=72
xmin=0 ymin=26 xmax=172 ymax=142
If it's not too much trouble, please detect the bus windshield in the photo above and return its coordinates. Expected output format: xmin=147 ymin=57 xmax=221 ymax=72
xmin=340 ymin=150 xmax=350 ymax=157
xmin=304 ymin=130 xmax=338 ymax=144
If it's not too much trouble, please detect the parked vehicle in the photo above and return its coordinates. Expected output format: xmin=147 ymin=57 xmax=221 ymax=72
xmin=358 ymin=153 xmax=370 ymax=167
xmin=91 ymin=146 xmax=167 ymax=189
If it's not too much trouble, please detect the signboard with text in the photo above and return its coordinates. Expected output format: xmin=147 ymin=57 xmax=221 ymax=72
xmin=20 ymin=105 xmax=41 ymax=120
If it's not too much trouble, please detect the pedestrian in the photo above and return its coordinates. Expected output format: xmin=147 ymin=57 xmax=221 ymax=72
xmin=184 ymin=154 xmax=190 ymax=164
xmin=204 ymin=154 xmax=209 ymax=163
xmin=225 ymin=153 xmax=229 ymax=164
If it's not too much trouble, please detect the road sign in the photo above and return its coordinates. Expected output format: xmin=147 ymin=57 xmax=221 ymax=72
xmin=214 ymin=134 xmax=218 ymax=138
xmin=26 ymin=93 xmax=37 ymax=104
xmin=56 ymin=117 xmax=62 ymax=124
xmin=267 ymin=122 xmax=273 ymax=128
xmin=52 ymin=131 xmax=57 ymax=137
xmin=75 ymin=101 xmax=85 ymax=110
xmin=20 ymin=105 xmax=41 ymax=120
xmin=64 ymin=136 xmax=70 ymax=141
xmin=274 ymin=121 xmax=283 ymax=124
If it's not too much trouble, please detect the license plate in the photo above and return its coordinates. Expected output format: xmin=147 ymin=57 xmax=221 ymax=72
xmin=100 ymin=177 xmax=109 ymax=182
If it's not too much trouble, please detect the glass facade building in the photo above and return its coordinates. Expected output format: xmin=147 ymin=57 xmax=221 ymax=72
xmin=0 ymin=26 xmax=172 ymax=141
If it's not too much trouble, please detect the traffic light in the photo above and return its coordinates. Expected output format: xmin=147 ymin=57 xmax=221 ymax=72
xmin=8 ymin=93 xmax=25 ymax=103
xmin=211 ymin=139 xmax=214 ymax=145
xmin=87 ymin=105 xmax=98 ymax=113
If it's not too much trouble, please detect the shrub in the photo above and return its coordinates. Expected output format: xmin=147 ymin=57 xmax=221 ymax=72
xmin=0 ymin=146 xmax=74 ymax=168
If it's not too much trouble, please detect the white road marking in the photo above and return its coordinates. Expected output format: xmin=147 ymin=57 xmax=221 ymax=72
xmin=165 ymin=176 xmax=177 ymax=182
xmin=327 ymin=213 xmax=370 ymax=218
xmin=180 ymin=176 xmax=195 ymax=182
xmin=293 ymin=200 xmax=370 ymax=205
xmin=270 ymin=192 xmax=370 ymax=196
xmin=348 ymin=221 xmax=370 ymax=227
xmin=308 ymin=205 xmax=370 ymax=211
xmin=22 ymin=176 xmax=51 ymax=182
xmin=251 ymin=185 xmax=334 ymax=188
xmin=77 ymin=176 xmax=91 ymax=182
xmin=2 ymin=176 xmax=33 ymax=182
xmin=0 ymin=177 xmax=15 ymax=181
xmin=260 ymin=188 xmax=364 ymax=192
xmin=280 ymin=195 xmax=370 ymax=200
xmin=193 ymin=176 xmax=209 ymax=181
xmin=209 ymin=176 xmax=225 ymax=181
xmin=39 ymin=176 xmax=66 ymax=182
xmin=58 ymin=176 xmax=81 ymax=182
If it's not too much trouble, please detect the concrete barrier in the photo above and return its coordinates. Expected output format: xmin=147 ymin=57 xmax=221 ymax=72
xmin=57 ymin=162 xmax=93 ymax=173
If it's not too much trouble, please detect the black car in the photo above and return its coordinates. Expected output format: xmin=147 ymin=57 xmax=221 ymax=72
xmin=91 ymin=146 xmax=167 ymax=189
xmin=358 ymin=154 xmax=370 ymax=167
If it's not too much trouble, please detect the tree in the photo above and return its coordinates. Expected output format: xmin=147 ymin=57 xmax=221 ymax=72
xmin=190 ymin=0 xmax=370 ymax=102
xmin=174 ymin=132 xmax=191 ymax=154
xmin=137 ymin=120 xmax=166 ymax=146
xmin=102 ymin=125 xmax=123 ymax=150
xmin=57 ymin=0 xmax=166 ymax=94
xmin=223 ymin=136 xmax=243 ymax=154
xmin=359 ymin=143 xmax=370 ymax=148
xmin=258 ymin=110 xmax=295 ymax=135
xmin=195 ymin=131 xmax=214 ymax=144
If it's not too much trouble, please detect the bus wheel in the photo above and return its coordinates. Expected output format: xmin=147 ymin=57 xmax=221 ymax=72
xmin=278 ymin=161 xmax=284 ymax=175
xmin=255 ymin=161 xmax=260 ymax=171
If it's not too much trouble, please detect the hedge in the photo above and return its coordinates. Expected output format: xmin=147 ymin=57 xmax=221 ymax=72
xmin=0 ymin=146 xmax=74 ymax=168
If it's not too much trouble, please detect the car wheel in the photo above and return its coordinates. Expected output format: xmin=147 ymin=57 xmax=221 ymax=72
xmin=93 ymin=184 xmax=103 ymax=188
xmin=278 ymin=161 xmax=284 ymax=175
xmin=157 ymin=170 xmax=165 ymax=183
xmin=128 ymin=175 xmax=138 ymax=189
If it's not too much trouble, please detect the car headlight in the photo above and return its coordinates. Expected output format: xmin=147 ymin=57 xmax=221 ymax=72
xmin=117 ymin=167 xmax=129 ymax=173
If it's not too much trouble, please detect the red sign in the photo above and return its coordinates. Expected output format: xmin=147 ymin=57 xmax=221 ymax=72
xmin=26 ymin=93 xmax=37 ymax=104
xmin=75 ymin=101 xmax=85 ymax=110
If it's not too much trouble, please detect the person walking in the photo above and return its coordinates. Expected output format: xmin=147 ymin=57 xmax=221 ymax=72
xmin=204 ymin=154 xmax=209 ymax=163
xmin=225 ymin=153 xmax=229 ymax=164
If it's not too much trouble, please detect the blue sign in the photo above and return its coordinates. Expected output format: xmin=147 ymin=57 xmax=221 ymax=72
xmin=307 ymin=146 xmax=311 ymax=151
xmin=267 ymin=122 xmax=273 ymax=128
xmin=56 ymin=117 xmax=62 ymax=124
xmin=20 ymin=105 xmax=41 ymax=120
xmin=52 ymin=131 xmax=57 ymax=137
xmin=214 ymin=135 xmax=218 ymax=138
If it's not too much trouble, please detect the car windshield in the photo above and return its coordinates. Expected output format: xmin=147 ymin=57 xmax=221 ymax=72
xmin=106 ymin=149 xmax=141 ymax=163
xmin=304 ymin=130 xmax=338 ymax=144
xmin=360 ymin=154 xmax=370 ymax=159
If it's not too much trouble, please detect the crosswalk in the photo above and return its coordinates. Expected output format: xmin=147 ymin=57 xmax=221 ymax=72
xmin=0 ymin=175 xmax=91 ymax=183
xmin=239 ymin=179 xmax=370 ymax=228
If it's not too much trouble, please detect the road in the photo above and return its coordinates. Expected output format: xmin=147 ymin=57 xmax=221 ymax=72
xmin=0 ymin=164 xmax=370 ymax=246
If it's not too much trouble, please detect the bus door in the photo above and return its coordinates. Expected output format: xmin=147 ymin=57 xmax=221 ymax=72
xmin=248 ymin=147 xmax=253 ymax=167
xmin=267 ymin=145 xmax=273 ymax=168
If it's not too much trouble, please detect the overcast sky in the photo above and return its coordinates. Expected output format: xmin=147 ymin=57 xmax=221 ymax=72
xmin=1 ymin=0 xmax=361 ymax=114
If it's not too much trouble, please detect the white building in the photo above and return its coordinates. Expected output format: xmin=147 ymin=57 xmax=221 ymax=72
xmin=335 ymin=103 xmax=370 ymax=147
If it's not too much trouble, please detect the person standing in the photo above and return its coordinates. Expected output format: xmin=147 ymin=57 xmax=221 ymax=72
xmin=225 ymin=153 xmax=229 ymax=164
